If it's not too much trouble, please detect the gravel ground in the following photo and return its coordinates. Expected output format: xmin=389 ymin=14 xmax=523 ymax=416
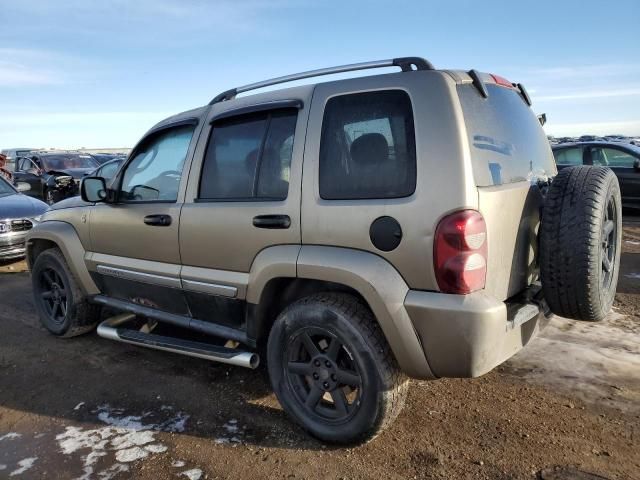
xmin=0 ymin=227 xmax=638 ymax=480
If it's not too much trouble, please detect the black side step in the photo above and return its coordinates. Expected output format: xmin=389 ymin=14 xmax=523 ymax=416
xmin=97 ymin=314 xmax=259 ymax=369
xmin=91 ymin=295 xmax=251 ymax=346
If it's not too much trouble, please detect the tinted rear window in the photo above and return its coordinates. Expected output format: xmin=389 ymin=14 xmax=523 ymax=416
xmin=458 ymin=84 xmax=555 ymax=186
xmin=319 ymin=90 xmax=416 ymax=200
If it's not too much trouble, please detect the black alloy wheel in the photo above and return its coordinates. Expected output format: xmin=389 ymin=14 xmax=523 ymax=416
xmin=267 ymin=293 xmax=408 ymax=444
xmin=600 ymin=195 xmax=617 ymax=291
xmin=37 ymin=267 xmax=69 ymax=325
xmin=285 ymin=327 xmax=362 ymax=423
xmin=31 ymin=248 xmax=101 ymax=337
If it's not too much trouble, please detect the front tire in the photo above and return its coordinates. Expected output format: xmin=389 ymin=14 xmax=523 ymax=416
xmin=32 ymin=248 xmax=101 ymax=337
xmin=267 ymin=293 xmax=408 ymax=444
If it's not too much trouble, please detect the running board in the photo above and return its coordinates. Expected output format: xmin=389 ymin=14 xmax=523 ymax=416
xmin=97 ymin=314 xmax=259 ymax=369
xmin=91 ymin=294 xmax=251 ymax=346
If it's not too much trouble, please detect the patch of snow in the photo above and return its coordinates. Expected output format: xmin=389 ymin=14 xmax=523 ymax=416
xmin=56 ymin=405 xmax=189 ymax=478
xmin=223 ymin=420 xmax=239 ymax=434
xmin=93 ymin=463 xmax=128 ymax=480
xmin=625 ymin=240 xmax=640 ymax=245
xmin=0 ymin=464 xmax=6 ymax=470
xmin=74 ymin=402 xmax=85 ymax=411
xmin=625 ymin=272 xmax=640 ymax=279
xmin=180 ymin=468 xmax=203 ymax=480
xmin=144 ymin=444 xmax=168 ymax=454
xmin=0 ymin=432 xmax=21 ymax=441
xmin=507 ymin=311 xmax=640 ymax=413
xmin=34 ymin=433 xmax=45 ymax=439
xmin=115 ymin=446 xmax=149 ymax=463
xmin=163 ymin=412 xmax=189 ymax=433
xmin=109 ymin=430 xmax=155 ymax=450
xmin=172 ymin=460 xmax=186 ymax=468
xmin=9 ymin=457 xmax=37 ymax=476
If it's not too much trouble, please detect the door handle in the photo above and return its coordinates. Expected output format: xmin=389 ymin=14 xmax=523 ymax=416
xmin=144 ymin=214 xmax=172 ymax=226
xmin=252 ymin=214 xmax=291 ymax=229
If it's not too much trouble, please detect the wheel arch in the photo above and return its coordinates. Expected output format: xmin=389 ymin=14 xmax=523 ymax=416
xmin=26 ymin=221 xmax=99 ymax=295
xmin=247 ymin=245 xmax=434 ymax=379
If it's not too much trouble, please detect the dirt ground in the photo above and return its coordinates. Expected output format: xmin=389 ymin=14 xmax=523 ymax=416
xmin=0 ymin=225 xmax=639 ymax=480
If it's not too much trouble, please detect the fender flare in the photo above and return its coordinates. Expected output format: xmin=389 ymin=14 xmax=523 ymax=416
xmin=247 ymin=244 xmax=434 ymax=379
xmin=26 ymin=220 xmax=99 ymax=295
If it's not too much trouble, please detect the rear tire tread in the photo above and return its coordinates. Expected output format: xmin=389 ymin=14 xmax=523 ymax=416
xmin=540 ymin=166 xmax=621 ymax=321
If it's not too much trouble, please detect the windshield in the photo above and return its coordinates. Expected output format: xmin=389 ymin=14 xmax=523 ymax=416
xmin=0 ymin=177 xmax=16 ymax=197
xmin=41 ymin=154 xmax=98 ymax=171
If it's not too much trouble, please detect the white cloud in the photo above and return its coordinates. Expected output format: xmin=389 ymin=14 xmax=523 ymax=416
xmin=535 ymin=87 xmax=640 ymax=102
xmin=545 ymin=120 xmax=640 ymax=137
xmin=0 ymin=47 xmax=85 ymax=86
xmin=524 ymin=63 xmax=640 ymax=80
xmin=0 ymin=111 xmax=172 ymax=149
xmin=0 ymin=62 xmax=62 ymax=86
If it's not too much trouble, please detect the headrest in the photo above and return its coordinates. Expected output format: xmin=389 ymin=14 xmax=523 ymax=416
xmin=350 ymin=133 xmax=389 ymax=166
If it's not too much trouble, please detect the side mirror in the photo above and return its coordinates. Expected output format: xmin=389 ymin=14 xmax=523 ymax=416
xmin=15 ymin=182 xmax=31 ymax=192
xmin=81 ymin=177 xmax=108 ymax=203
xmin=634 ymin=159 xmax=640 ymax=172
xmin=538 ymin=113 xmax=547 ymax=126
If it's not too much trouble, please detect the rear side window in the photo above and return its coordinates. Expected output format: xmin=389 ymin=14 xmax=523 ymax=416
xmin=458 ymin=84 xmax=556 ymax=186
xmin=591 ymin=147 xmax=637 ymax=167
xmin=199 ymin=110 xmax=297 ymax=200
xmin=319 ymin=90 xmax=416 ymax=200
xmin=554 ymin=147 xmax=583 ymax=166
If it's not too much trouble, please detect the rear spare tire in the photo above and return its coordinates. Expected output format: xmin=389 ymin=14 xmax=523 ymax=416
xmin=540 ymin=166 xmax=621 ymax=321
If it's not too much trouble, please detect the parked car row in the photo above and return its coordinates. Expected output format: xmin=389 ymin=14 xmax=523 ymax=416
xmin=552 ymin=141 xmax=640 ymax=209
xmin=0 ymin=175 xmax=48 ymax=261
xmin=10 ymin=152 xmax=126 ymax=205
xmin=549 ymin=134 xmax=640 ymax=146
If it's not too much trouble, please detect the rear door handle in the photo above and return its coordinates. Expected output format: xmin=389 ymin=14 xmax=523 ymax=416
xmin=252 ymin=214 xmax=291 ymax=229
xmin=144 ymin=214 xmax=172 ymax=226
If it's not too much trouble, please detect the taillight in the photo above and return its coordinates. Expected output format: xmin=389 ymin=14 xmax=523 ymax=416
xmin=490 ymin=74 xmax=515 ymax=89
xmin=434 ymin=210 xmax=487 ymax=294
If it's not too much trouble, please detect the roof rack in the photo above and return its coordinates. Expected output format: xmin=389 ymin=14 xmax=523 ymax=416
xmin=209 ymin=56 xmax=434 ymax=105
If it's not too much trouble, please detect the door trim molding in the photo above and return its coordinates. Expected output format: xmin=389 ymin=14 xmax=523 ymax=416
xmin=182 ymin=279 xmax=237 ymax=298
xmin=96 ymin=265 xmax=182 ymax=289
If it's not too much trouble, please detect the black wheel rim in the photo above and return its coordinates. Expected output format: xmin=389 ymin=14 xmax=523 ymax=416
xmin=38 ymin=267 xmax=68 ymax=325
xmin=285 ymin=328 xmax=362 ymax=424
xmin=601 ymin=195 xmax=617 ymax=291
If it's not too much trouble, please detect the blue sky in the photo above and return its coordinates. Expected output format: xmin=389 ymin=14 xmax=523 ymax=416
xmin=1 ymin=0 xmax=639 ymax=148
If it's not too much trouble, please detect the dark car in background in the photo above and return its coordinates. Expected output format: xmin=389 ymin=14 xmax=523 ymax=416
xmin=0 ymin=148 xmax=37 ymax=172
xmin=0 ymin=176 xmax=48 ymax=261
xmin=13 ymin=152 xmax=98 ymax=205
xmin=552 ymin=141 xmax=640 ymax=209
xmin=91 ymin=153 xmax=127 ymax=165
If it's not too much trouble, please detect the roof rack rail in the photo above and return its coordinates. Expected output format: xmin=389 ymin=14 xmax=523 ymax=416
xmin=209 ymin=56 xmax=434 ymax=105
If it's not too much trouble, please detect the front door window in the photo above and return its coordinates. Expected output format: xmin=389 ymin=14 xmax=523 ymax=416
xmin=120 ymin=125 xmax=195 ymax=202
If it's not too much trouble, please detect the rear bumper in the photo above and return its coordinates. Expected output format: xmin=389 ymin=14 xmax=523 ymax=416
xmin=404 ymin=287 xmax=550 ymax=378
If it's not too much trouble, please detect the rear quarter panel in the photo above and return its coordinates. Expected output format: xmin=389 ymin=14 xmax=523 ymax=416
xmin=301 ymin=71 xmax=477 ymax=290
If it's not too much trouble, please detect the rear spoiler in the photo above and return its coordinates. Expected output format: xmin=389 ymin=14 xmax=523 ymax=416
xmin=464 ymin=69 xmax=532 ymax=106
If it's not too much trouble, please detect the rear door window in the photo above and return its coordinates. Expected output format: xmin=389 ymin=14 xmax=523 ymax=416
xmin=554 ymin=147 xmax=583 ymax=166
xmin=458 ymin=84 xmax=556 ymax=186
xmin=319 ymin=90 xmax=416 ymax=200
xmin=199 ymin=109 xmax=297 ymax=201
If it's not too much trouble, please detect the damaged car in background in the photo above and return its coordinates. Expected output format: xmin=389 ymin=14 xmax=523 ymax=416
xmin=0 ymin=176 xmax=48 ymax=261
xmin=13 ymin=152 xmax=99 ymax=205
